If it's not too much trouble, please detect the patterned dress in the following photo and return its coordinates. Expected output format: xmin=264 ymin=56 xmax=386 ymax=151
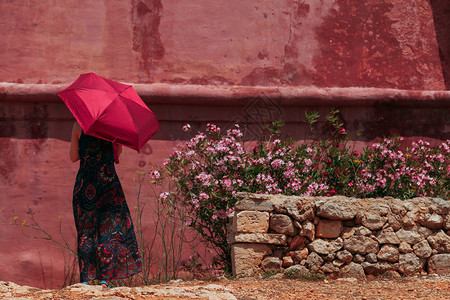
xmin=73 ymin=132 xmax=142 ymax=282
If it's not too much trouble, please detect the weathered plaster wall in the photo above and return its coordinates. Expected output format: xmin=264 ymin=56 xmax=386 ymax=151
xmin=0 ymin=0 xmax=447 ymax=89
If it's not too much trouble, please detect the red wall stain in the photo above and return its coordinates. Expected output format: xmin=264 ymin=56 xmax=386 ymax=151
xmin=132 ymin=0 xmax=165 ymax=82
xmin=430 ymin=0 xmax=450 ymax=89
xmin=312 ymin=0 xmax=438 ymax=89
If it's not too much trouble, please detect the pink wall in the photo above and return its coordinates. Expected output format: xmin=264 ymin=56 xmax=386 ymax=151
xmin=0 ymin=0 xmax=447 ymax=89
xmin=0 ymin=0 xmax=449 ymax=288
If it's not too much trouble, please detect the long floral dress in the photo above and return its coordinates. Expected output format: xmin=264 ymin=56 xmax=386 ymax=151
xmin=73 ymin=132 xmax=142 ymax=282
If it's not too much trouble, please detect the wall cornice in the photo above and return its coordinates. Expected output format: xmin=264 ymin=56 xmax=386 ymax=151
xmin=1 ymin=83 xmax=450 ymax=107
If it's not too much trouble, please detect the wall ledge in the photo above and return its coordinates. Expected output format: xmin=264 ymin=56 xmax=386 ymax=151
xmin=1 ymin=82 xmax=450 ymax=107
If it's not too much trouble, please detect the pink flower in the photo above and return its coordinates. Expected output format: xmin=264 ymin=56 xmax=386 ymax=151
xmin=221 ymin=178 xmax=233 ymax=190
xmin=283 ymin=169 xmax=295 ymax=178
xmin=348 ymin=182 xmax=354 ymax=187
xmin=149 ymin=170 xmax=161 ymax=180
xmin=182 ymin=124 xmax=191 ymax=132
xmin=196 ymin=172 xmax=214 ymax=186
xmin=159 ymin=192 xmax=169 ymax=200
xmin=199 ymin=193 xmax=209 ymax=200
xmin=340 ymin=128 xmax=346 ymax=133
xmin=271 ymin=158 xmax=285 ymax=169
xmin=304 ymin=158 xmax=312 ymax=167
xmin=191 ymin=198 xmax=199 ymax=206
xmin=206 ymin=123 xmax=221 ymax=133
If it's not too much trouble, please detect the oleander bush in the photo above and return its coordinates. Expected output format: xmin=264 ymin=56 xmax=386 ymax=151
xmin=150 ymin=109 xmax=449 ymax=274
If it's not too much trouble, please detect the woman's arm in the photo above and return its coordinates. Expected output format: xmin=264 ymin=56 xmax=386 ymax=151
xmin=70 ymin=122 xmax=82 ymax=162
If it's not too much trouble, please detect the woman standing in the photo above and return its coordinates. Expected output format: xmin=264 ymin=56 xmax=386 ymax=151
xmin=70 ymin=121 xmax=142 ymax=287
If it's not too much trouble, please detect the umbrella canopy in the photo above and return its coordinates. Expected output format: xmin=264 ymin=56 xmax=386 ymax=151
xmin=58 ymin=73 xmax=160 ymax=152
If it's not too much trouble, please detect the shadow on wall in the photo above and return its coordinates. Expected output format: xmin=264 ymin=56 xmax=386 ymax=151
xmin=1 ymin=94 xmax=449 ymax=143
xmin=430 ymin=0 xmax=450 ymax=90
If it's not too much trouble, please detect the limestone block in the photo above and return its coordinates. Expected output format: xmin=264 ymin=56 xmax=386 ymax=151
xmin=354 ymin=226 xmax=372 ymax=236
xmin=316 ymin=202 xmax=356 ymax=220
xmin=336 ymin=250 xmax=353 ymax=263
xmin=293 ymin=248 xmax=309 ymax=263
xmin=282 ymin=256 xmax=294 ymax=268
xmin=395 ymin=229 xmax=422 ymax=245
xmin=416 ymin=226 xmax=432 ymax=238
xmin=233 ymin=211 xmax=269 ymax=233
xmin=387 ymin=214 xmax=402 ymax=230
xmin=338 ymin=262 xmax=366 ymax=280
xmin=261 ymin=257 xmax=282 ymax=272
xmin=308 ymin=238 xmax=343 ymax=255
xmin=419 ymin=213 xmax=444 ymax=229
xmin=427 ymin=230 xmax=450 ymax=253
xmin=376 ymin=227 xmax=400 ymax=244
xmin=371 ymin=204 xmax=391 ymax=216
xmin=300 ymin=221 xmax=315 ymax=241
xmin=234 ymin=199 xmax=273 ymax=212
xmin=413 ymin=240 xmax=432 ymax=258
xmin=402 ymin=202 xmax=415 ymax=211
xmin=344 ymin=236 xmax=379 ymax=254
xmin=270 ymin=214 xmax=296 ymax=236
xmin=365 ymin=253 xmax=378 ymax=263
xmin=293 ymin=220 xmax=302 ymax=229
xmin=428 ymin=254 xmax=450 ymax=275
xmin=361 ymin=262 xmax=393 ymax=275
xmin=321 ymin=262 xmax=339 ymax=273
xmin=377 ymin=245 xmax=399 ymax=262
xmin=354 ymin=211 xmax=364 ymax=224
xmin=332 ymin=259 xmax=345 ymax=267
xmin=431 ymin=198 xmax=450 ymax=215
xmin=231 ymin=243 xmax=271 ymax=278
xmin=231 ymin=233 xmax=287 ymax=245
xmin=398 ymin=242 xmax=413 ymax=253
xmin=402 ymin=209 xmax=419 ymax=226
xmin=397 ymin=253 xmax=425 ymax=275
xmin=316 ymin=219 xmax=343 ymax=238
xmin=341 ymin=227 xmax=356 ymax=239
xmin=389 ymin=201 xmax=406 ymax=215
xmin=305 ymin=252 xmax=324 ymax=272
xmin=362 ymin=213 xmax=387 ymax=230
xmin=353 ymin=254 xmax=365 ymax=263
xmin=382 ymin=270 xmax=402 ymax=278
xmin=284 ymin=201 xmax=315 ymax=222
xmin=288 ymin=235 xmax=306 ymax=250
xmin=444 ymin=215 xmax=450 ymax=230
xmin=323 ymin=253 xmax=336 ymax=262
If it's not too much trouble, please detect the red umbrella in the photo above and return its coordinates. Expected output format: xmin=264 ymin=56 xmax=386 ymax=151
xmin=58 ymin=73 xmax=160 ymax=153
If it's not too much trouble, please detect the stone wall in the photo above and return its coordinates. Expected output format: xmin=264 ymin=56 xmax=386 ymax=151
xmin=230 ymin=193 xmax=450 ymax=279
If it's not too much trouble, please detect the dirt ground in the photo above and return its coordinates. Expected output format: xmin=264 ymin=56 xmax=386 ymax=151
xmin=2 ymin=275 xmax=450 ymax=299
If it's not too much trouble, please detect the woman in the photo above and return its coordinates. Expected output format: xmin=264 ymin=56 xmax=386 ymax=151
xmin=70 ymin=121 xmax=142 ymax=287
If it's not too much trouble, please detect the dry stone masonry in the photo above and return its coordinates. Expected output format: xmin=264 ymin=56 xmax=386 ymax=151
xmin=230 ymin=193 xmax=450 ymax=279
